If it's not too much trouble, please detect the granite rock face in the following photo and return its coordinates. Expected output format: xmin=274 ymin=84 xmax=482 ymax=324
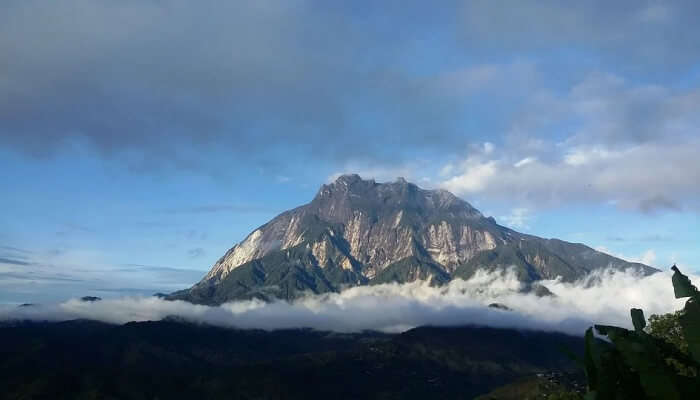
xmin=170 ymin=175 xmax=656 ymax=304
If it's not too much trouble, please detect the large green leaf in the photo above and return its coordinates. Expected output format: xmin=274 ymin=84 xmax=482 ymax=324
xmin=631 ymin=308 xmax=646 ymax=332
xmin=672 ymin=266 xmax=700 ymax=364
xmin=583 ymin=327 xmax=599 ymax=391
xmin=596 ymin=324 xmax=682 ymax=400
xmin=672 ymin=265 xmax=698 ymax=299
xmin=680 ymin=298 xmax=700 ymax=364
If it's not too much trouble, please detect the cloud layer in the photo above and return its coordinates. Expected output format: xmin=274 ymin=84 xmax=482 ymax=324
xmin=0 ymin=245 xmax=204 ymax=304
xmin=2 ymin=1 xmax=698 ymax=177
xmin=1 ymin=268 xmax=691 ymax=336
xmin=441 ymin=140 xmax=700 ymax=212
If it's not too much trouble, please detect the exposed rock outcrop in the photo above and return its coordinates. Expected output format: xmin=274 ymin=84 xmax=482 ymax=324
xmin=169 ymin=175 xmax=656 ymax=304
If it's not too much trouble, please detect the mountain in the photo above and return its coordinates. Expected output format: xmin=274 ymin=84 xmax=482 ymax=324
xmin=169 ymin=174 xmax=656 ymax=304
xmin=0 ymin=319 xmax=584 ymax=399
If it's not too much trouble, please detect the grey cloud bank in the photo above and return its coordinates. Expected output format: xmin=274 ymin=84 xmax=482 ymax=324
xmin=440 ymin=139 xmax=700 ymax=212
xmin=2 ymin=1 xmax=698 ymax=169
xmin=2 ymin=1 xmax=699 ymax=212
xmin=0 ymin=1 xmax=463 ymax=166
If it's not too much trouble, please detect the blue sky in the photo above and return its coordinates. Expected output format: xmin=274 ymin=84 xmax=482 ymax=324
xmin=1 ymin=0 xmax=699 ymax=303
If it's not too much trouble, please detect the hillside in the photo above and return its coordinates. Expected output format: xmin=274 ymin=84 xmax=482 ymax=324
xmin=0 ymin=320 xmax=584 ymax=399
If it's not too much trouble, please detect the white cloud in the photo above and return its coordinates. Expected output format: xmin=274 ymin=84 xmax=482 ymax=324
xmin=563 ymin=147 xmax=617 ymax=166
xmin=640 ymin=249 xmax=657 ymax=266
xmin=1 ymin=268 xmax=692 ymax=335
xmin=636 ymin=4 xmax=673 ymax=24
xmin=499 ymin=208 xmax=532 ymax=229
xmin=434 ymin=72 xmax=700 ymax=212
xmin=439 ymin=139 xmax=700 ymax=212
xmin=439 ymin=163 xmax=454 ymax=177
xmin=441 ymin=159 xmax=498 ymax=194
xmin=595 ymin=247 xmax=657 ymax=268
xmin=514 ymin=157 xmax=536 ymax=168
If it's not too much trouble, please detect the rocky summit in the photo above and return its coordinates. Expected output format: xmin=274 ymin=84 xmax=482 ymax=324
xmin=169 ymin=174 xmax=656 ymax=304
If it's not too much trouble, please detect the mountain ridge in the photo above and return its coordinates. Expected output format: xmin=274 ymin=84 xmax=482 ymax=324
xmin=169 ymin=174 xmax=656 ymax=304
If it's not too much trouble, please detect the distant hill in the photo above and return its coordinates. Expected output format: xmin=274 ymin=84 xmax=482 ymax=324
xmin=0 ymin=319 xmax=584 ymax=399
xmin=170 ymin=174 xmax=656 ymax=304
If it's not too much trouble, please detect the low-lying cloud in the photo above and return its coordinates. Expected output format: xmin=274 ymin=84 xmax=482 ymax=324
xmin=0 ymin=268 xmax=692 ymax=336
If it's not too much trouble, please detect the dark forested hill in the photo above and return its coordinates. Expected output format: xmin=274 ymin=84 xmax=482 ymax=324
xmin=0 ymin=319 xmax=583 ymax=399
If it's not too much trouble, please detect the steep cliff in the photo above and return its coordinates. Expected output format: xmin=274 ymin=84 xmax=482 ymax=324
xmin=169 ymin=174 xmax=656 ymax=304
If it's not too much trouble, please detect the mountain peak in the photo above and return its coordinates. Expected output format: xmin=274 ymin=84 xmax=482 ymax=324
xmin=170 ymin=173 xmax=656 ymax=304
xmin=316 ymin=174 xmax=376 ymax=200
xmin=334 ymin=173 xmax=364 ymax=185
xmin=314 ymin=174 xmax=481 ymax=218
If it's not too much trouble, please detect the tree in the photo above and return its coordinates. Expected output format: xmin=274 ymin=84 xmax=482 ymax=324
xmin=647 ymin=310 xmax=686 ymax=353
xmin=646 ymin=310 xmax=697 ymax=377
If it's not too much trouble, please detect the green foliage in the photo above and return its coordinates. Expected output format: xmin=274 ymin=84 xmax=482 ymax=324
xmin=646 ymin=310 xmax=697 ymax=377
xmin=582 ymin=265 xmax=700 ymax=399
xmin=631 ymin=308 xmax=646 ymax=332
xmin=647 ymin=311 xmax=687 ymax=353
xmin=474 ymin=375 xmax=584 ymax=399
xmin=370 ymin=256 xmax=451 ymax=286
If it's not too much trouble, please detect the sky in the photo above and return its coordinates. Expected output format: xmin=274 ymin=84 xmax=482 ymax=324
xmin=1 ymin=0 xmax=699 ymax=303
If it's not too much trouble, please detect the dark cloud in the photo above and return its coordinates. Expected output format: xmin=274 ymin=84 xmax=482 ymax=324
xmin=174 ymin=229 xmax=208 ymax=241
xmin=640 ymin=234 xmax=672 ymax=242
xmin=0 ymin=257 xmax=33 ymax=266
xmin=459 ymin=0 xmax=700 ymax=73
xmin=639 ymin=195 xmax=681 ymax=214
xmin=605 ymin=234 xmax=674 ymax=244
xmin=3 ymin=1 xmax=696 ymax=173
xmin=0 ymin=245 xmax=33 ymax=254
xmin=0 ymin=271 xmax=83 ymax=282
xmin=0 ymin=246 xmax=33 ymax=265
xmin=46 ymin=249 xmax=65 ymax=257
xmin=163 ymin=204 xmax=277 ymax=214
xmin=116 ymin=264 xmax=205 ymax=285
xmin=1 ymin=1 xmax=699 ymax=218
xmin=119 ymin=263 xmax=202 ymax=273
xmin=0 ymin=0 xmax=469 ymax=169
xmin=187 ymin=248 xmax=205 ymax=258
xmin=92 ymin=288 xmax=164 ymax=296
